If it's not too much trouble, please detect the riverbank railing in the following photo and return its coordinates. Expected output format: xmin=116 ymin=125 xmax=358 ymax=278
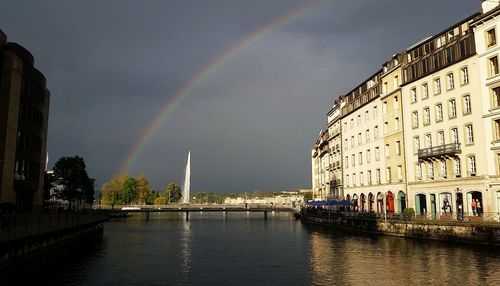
xmin=0 ymin=211 xmax=108 ymax=244
xmin=301 ymin=208 xmax=500 ymax=225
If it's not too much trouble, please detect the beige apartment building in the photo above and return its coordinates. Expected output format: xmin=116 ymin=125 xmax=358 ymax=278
xmin=342 ymin=70 xmax=394 ymax=213
xmin=471 ymin=0 xmax=500 ymax=214
xmin=401 ymin=14 xmax=487 ymax=219
xmin=380 ymin=54 xmax=407 ymax=213
xmin=311 ymin=129 xmax=329 ymax=200
xmin=326 ymin=98 xmax=344 ymax=199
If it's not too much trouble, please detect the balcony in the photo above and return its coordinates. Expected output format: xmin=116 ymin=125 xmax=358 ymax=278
xmin=418 ymin=143 xmax=461 ymax=160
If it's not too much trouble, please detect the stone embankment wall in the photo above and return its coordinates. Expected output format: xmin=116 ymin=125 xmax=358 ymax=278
xmin=303 ymin=215 xmax=500 ymax=246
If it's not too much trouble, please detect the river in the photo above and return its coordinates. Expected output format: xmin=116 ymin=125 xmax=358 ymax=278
xmin=2 ymin=212 xmax=500 ymax=285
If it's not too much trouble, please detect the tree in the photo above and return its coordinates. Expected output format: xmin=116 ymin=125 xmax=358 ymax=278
xmin=52 ymin=156 xmax=95 ymax=210
xmin=135 ymin=175 xmax=151 ymax=204
xmin=101 ymin=173 xmax=127 ymax=207
xmin=164 ymin=183 xmax=181 ymax=203
xmin=303 ymin=191 xmax=313 ymax=203
xmin=121 ymin=176 xmax=137 ymax=204
xmin=154 ymin=196 xmax=167 ymax=205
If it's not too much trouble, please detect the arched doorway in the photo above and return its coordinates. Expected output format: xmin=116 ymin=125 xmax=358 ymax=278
xmin=397 ymin=191 xmax=406 ymax=213
xmin=467 ymin=191 xmax=483 ymax=216
xmin=439 ymin=193 xmax=452 ymax=215
xmin=352 ymin=194 xmax=358 ymax=212
xmin=368 ymin=193 xmax=374 ymax=212
xmin=415 ymin=194 xmax=427 ymax=216
xmin=360 ymin=193 xmax=366 ymax=212
xmin=386 ymin=192 xmax=395 ymax=213
xmin=377 ymin=192 xmax=384 ymax=213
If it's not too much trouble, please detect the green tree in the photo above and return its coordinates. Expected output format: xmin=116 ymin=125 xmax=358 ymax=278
xmin=164 ymin=183 xmax=182 ymax=203
xmin=303 ymin=191 xmax=313 ymax=203
xmin=121 ymin=176 xmax=137 ymax=204
xmin=101 ymin=173 xmax=126 ymax=207
xmin=52 ymin=156 xmax=95 ymax=210
xmin=154 ymin=196 xmax=167 ymax=205
xmin=135 ymin=175 xmax=151 ymax=204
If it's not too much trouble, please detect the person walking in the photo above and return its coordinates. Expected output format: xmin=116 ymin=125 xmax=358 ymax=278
xmin=471 ymin=199 xmax=477 ymax=216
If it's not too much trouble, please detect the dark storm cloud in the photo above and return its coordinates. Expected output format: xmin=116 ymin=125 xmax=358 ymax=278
xmin=0 ymin=0 xmax=481 ymax=192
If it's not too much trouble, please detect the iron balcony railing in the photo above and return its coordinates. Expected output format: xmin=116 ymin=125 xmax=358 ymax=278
xmin=418 ymin=143 xmax=461 ymax=160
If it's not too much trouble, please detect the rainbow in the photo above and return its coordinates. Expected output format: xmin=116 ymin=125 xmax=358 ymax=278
xmin=120 ymin=0 xmax=329 ymax=174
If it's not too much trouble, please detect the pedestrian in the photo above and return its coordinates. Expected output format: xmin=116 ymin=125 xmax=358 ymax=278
xmin=476 ymin=199 xmax=482 ymax=217
xmin=471 ymin=199 xmax=477 ymax=215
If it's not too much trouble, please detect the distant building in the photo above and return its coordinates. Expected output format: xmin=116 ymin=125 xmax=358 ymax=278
xmin=0 ymin=29 xmax=50 ymax=212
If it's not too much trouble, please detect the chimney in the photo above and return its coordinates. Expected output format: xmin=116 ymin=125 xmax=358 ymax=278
xmin=482 ymin=0 xmax=500 ymax=13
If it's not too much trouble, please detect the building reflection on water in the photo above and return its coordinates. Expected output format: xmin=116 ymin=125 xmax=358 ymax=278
xmin=179 ymin=219 xmax=192 ymax=280
xmin=307 ymin=225 xmax=500 ymax=285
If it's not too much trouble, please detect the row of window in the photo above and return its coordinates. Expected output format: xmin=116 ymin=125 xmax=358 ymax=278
xmin=413 ymin=125 xmax=473 ymax=152
xmin=411 ymin=96 xmax=471 ymax=128
xmin=21 ymin=78 xmax=46 ymax=105
xmin=345 ymin=166 xmax=403 ymax=188
xmin=415 ymin=156 xmax=476 ymax=180
xmin=343 ymin=120 xmax=401 ymax=152
xmin=16 ymin=131 xmax=42 ymax=154
xmin=18 ymin=103 xmax=44 ymax=129
xmin=410 ymin=67 xmax=469 ymax=103
xmin=345 ymin=141 xmax=402 ymax=168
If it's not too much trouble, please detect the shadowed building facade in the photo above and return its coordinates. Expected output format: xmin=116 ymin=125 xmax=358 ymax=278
xmin=0 ymin=29 xmax=50 ymax=212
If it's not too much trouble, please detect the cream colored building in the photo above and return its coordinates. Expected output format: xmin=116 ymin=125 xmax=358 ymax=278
xmin=311 ymin=129 xmax=330 ymax=200
xmin=326 ymin=98 xmax=344 ymax=199
xmin=471 ymin=0 xmax=500 ymax=215
xmin=401 ymin=14 xmax=487 ymax=219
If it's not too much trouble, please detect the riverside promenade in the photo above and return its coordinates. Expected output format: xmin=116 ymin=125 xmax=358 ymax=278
xmin=301 ymin=208 xmax=500 ymax=246
xmin=0 ymin=211 xmax=108 ymax=265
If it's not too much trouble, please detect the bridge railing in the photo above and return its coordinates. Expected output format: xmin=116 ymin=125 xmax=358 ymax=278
xmin=0 ymin=211 xmax=108 ymax=244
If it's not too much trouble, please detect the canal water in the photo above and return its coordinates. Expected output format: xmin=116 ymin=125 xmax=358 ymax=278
xmin=3 ymin=212 xmax=500 ymax=285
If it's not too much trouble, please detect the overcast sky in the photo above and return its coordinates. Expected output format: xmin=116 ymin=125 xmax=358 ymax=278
xmin=0 ymin=0 xmax=480 ymax=193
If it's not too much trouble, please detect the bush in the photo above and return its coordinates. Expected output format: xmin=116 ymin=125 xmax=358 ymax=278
xmin=154 ymin=197 xmax=167 ymax=205
xmin=403 ymin=207 xmax=415 ymax=220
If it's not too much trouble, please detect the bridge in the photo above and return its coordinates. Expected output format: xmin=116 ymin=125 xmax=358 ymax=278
xmin=98 ymin=205 xmax=298 ymax=221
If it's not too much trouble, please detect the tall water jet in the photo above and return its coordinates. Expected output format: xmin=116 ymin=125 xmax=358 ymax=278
xmin=182 ymin=151 xmax=191 ymax=204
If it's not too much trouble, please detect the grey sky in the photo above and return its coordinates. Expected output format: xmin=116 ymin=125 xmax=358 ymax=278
xmin=0 ymin=0 xmax=479 ymax=193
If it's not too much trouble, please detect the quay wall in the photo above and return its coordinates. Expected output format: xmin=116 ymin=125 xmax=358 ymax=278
xmin=302 ymin=215 xmax=500 ymax=246
xmin=0 ymin=212 xmax=107 ymax=266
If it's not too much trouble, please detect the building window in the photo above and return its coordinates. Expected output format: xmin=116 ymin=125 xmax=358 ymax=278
xmin=463 ymin=95 xmax=471 ymax=114
xmin=422 ymin=83 xmax=429 ymax=99
xmin=397 ymin=165 xmax=403 ymax=182
xmin=358 ymin=133 xmax=362 ymax=145
xmin=435 ymin=104 xmax=443 ymax=122
xmin=357 ymin=115 xmax=361 ymax=126
xmin=373 ymin=106 xmax=378 ymax=118
xmin=384 ymin=122 xmax=389 ymax=135
xmin=451 ymin=128 xmax=459 ymax=144
xmin=375 ymin=147 xmax=380 ymax=161
xmin=346 ymin=174 xmax=350 ymax=187
xmin=374 ymin=125 xmax=379 ymax=139
xmin=351 ymin=136 xmax=354 ymax=148
xmin=365 ymin=129 xmax=370 ymax=142
xmin=434 ymin=78 xmax=441 ymax=94
xmin=461 ymin=67 xmax=469 ymax=85
xmin=441 ymin=160 xmax=447 ymax=178
xmin=366 ymin=149 xmax=371 ymax=163
xmin=358 ymin=152 xmax=363 ymax=165
xmin=394 ymin=95 xmax=399 ymax=109
xmin=416 ymin=163 xmax=422 ymax=180
xmin=492 ymin=86 xmax=500 ymax=109
xmin=396 ymin=140 xmax=401 ymax=156
xmin=367 ymin=170 xmax=372 ymax=185
xmin=428 ymin=162 xmax=434 ymax=179
xmin=394 ymin=75 xmax=399 ymax=89
xmin=411 ymin=88 xmax=417 ymax=103
xmin=386 ymin=167 xmax=391 ymax=183
xmin=423 ymin=107 xmax=431 ymax=125
xmin=437 ymin=131 xmax=445 ymax=146
xmin=353 ymin=173 xmax=357 ymax=186
xmin=448 ymin=99 xmax=457 ymax=118
xmin=385 ymin=144 xmax=390 ymax=158
xmin=487 ymin=28 xmax=497 ymax=47
xmin=425 ymin=133 xmax=432 ymax=148
xmin=383 ymin=101 xmax=387 ymax=114
xmin=376 ymin=168 xmax=381 ymax=184
xmin=383 ymin=82 xmax=388 ymax=94
xmin=350 ymin=119 xmax=354 ymax=129
xmin=352 ymin=154 xmax=355 ymax=167
xmin=489 ymin=56 xmax=499 ymax=76
xmin=468 ymin=155 xmax=476 ymax=176
xmin=465 ymin=124 xmax=474 ymax=145
xmin=412 ymin=111 xmax=419 ymax=128
xmin=495 ymin=119 xmax=500 ymax=141
xmin=344 ymin=139 xmax=348 ymax=151
xmin=447 ymin=73 xmax=454 ymax=90
xmin=365 ymin=110 xmax=369 ymax=122
xmin=345 ymin=156 xmax=349 ymax=168
xmin=454 ymin=158 xmax=461 ymax=177
xmin=413 ymin=136 xmax=420 ymax=154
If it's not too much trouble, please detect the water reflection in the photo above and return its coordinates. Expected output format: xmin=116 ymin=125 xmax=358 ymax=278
xmin=306 ymin=225 xmax=500 ymax=285
xmin=179 ymin=219 xmax=192 ymax=280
